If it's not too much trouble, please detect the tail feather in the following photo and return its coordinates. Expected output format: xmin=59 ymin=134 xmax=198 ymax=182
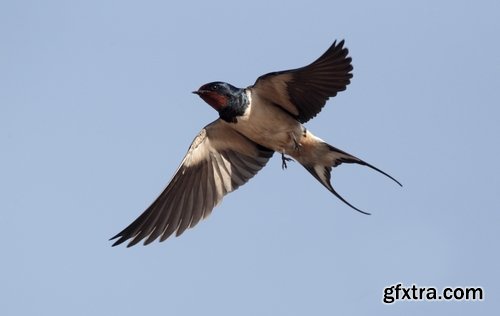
xmin=304 ymin=164 xmax=372 ymax=215
xmin=326 ymin=144 xmax=402 ymax=187
xmin=301 ymin=143 xmax=402 ymax=215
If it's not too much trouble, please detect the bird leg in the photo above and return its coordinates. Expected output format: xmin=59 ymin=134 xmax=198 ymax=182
xmin=281 ymin=152 xmax=294 ymax=170
xmin=281 ymin=132 xmax=303 ymax=170
xmin=291 ymin=132 xmax=301 ymax=151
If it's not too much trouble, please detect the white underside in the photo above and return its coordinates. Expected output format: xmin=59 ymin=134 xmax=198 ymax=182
xmin=231 ymin=90 xmax=304 ymax=154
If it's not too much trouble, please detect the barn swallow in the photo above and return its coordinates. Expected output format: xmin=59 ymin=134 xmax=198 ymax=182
xmin=111 ymin=40 xmax=402 ymax=247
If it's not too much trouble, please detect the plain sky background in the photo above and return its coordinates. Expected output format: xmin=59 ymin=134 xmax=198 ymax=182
xmin=1 ymin=1 xmax=499 ymax=315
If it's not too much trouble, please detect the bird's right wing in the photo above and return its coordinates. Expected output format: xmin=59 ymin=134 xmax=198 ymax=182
xmin=111 ymin=119 xmax=274 ymax=247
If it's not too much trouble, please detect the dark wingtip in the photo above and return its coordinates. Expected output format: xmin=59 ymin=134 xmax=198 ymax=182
xmin=109 ymin=235 xmax=125 ymax=247
xmin=109 ymin=231 xmax=135 ymax=247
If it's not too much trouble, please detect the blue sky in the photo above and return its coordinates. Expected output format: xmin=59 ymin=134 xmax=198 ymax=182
xmin=1 ymin=1 xmax=499 ymax=315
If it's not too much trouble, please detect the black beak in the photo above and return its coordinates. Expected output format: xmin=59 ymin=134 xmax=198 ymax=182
xmin=193 ymin=90 xmax=210 ymax=95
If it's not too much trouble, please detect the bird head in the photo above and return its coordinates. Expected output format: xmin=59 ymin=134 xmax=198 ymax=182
xmin=193 ymin=82 xmax=240 ymax=111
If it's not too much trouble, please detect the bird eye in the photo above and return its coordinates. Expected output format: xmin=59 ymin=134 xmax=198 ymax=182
xmin=212 ymin=85 xmax=219 ymax=91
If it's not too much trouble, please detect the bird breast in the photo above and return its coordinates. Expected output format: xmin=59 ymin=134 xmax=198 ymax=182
xmin=231 ymin=90 xmax=303 ymax=153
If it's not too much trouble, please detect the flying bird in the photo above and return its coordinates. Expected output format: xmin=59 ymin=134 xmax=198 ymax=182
xmin=111 ymin=40 xmax=401 ymax=247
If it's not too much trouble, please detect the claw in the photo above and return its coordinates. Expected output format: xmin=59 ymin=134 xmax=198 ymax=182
xmin=281 ymin=153 xmax=294 ymax=170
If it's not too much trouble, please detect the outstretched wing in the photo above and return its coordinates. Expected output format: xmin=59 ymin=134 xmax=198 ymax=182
xmin=250 ymin=40 xmax=353 ymax=123
xmin=111 ymin=119 xmax=274 ymax=247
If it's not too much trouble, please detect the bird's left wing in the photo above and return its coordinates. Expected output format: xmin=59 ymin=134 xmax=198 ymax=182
xmin=250 ymin=40 xmax=353 ymax=123
xmin=111 ymin=119 xmax=273 ymax=247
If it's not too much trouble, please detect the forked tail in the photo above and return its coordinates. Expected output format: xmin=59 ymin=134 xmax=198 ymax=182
xmin=300 ymin=142 xmax=402 ymax=215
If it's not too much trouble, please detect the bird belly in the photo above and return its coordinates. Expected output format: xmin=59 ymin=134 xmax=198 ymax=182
xmin=232 ymin=96 xmax=303 ymax=153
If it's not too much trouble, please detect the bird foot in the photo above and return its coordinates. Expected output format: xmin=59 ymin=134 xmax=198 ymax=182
xmin=281 ymin=153 xmax=294 ymax=170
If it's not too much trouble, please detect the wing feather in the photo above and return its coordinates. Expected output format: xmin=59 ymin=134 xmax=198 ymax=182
xmin=110 ymin=119 xmax=274 ymax=246
xmin=251 ymin=40 xmax=353 ymax=123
